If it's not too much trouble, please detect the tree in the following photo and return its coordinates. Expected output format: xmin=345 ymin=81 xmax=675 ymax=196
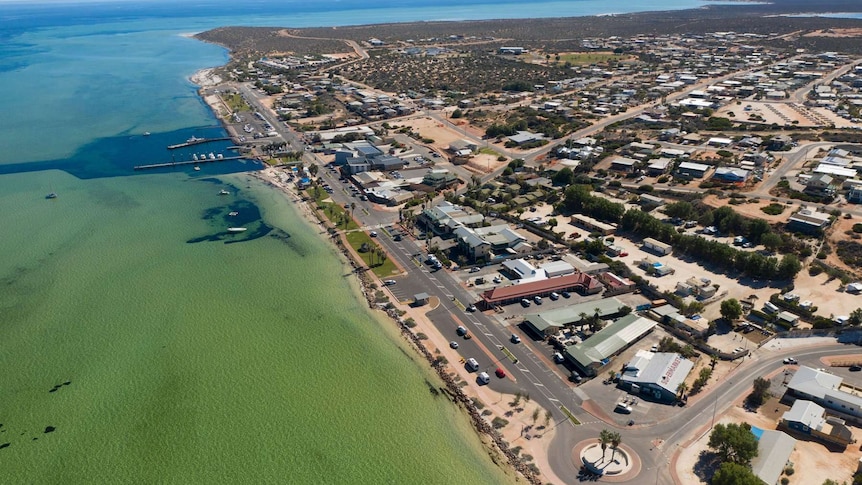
xmin=598 ymin=429 xmax=612 ymax=459
xmin=711 ymin=462 xmax=762 ymax=485
xmin=720 ymin=299 xmax=743 ymax=321
xmin=532 ymin=408 xmax=540 ymax=424
xmin=609 ymin=431 xmax=622 ymax=461
xmin=544 ymin=409 xmax=552 ymax=427
xmin=708 ymin=423 xmax=759 ymax=465
xmin=761 ymin=232 xmax=783 ymax=253
xmin=676 ymin=382 xmax=689 ymax=400
xmin=308 ymin=163 xmax=319 ymax=177
xmin=746 ymin=376 xmax=771 ymax=408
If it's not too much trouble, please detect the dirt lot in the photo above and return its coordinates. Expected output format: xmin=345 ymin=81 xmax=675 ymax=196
xmin=394 ymin=116 xmax=507 ymax=174
xmin=701 ymin=194 xmax=793 ymax=225
xmin=675 ymin=397 xmax=862 ymax=485
xmin=714 ymin=101 xmax=824 ymax=128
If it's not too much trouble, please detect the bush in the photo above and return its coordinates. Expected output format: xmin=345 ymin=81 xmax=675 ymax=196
xmin=761 ymin=203 xmax=785 ymax=215
xmin=492 ymin=417 xmax=509 ymax=429
xmin=854 ymin=223 xmax=862 ymax=233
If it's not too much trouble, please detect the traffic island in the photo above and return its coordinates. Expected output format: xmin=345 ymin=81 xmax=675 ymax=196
xmin=572 ymin=439 xmax=641 ymax=482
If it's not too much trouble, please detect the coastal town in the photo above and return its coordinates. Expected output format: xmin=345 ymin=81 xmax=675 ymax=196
xmin=190 ymin=15 xmax=862 ymax=485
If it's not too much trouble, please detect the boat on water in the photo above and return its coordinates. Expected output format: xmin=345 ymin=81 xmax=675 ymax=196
xmin=187 ymin=136 xmax=202 ymax=143
xmin=45 ymin=192 xmax=58 ymax=199
xmin=218 ymin=189 xmax=230 ymax=195
xmin=227 ymin=227 xmax=247 ymax=233
xmin=143 ymin=132 xmax=151 ymax=136
xmin=228 ymin=211 xmax=238 ymax=216
xmin=193 ymin=166 xmax=201 ymax=171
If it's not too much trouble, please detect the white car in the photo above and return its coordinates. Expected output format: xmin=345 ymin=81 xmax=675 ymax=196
xmin=553 ymin=352 xmax=564 ymax=363
xmin=783 ymin=357 xmax=797 ymax=365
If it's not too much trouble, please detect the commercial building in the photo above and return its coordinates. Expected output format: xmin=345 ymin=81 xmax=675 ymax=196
xmin=786 ymin=366 xmax=862 ymax=420
xmin=522 ymin=297 xmax=628 ymax=337
xmin=480 ymin=273 xmax=603 ymax=308
xmin=780 ymin=399 xmax=854 ymax=447
xmin=619 ymin=350 xmax=694 ymax=402
xmin=563 ymin=314 xmax=657 ymax=376
xmin=454 ymin=224 xmax=529 ymax=261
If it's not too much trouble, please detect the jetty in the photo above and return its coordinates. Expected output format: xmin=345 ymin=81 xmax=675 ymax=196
xmin=133 ymin=156 xmax=246 ymax=170
xmin=167 ymin=137 xmax=232 ymax=150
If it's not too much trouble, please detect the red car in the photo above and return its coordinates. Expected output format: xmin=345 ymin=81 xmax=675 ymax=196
xmin=495 ymin=368 xmax=506 ymax=378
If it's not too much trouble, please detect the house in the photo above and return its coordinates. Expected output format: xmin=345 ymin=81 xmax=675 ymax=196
xmin=780 ymin=399 xmax=854 ymax=447
xmin=787 ymin=209 xmax=831 ymax=233
xmin=418 ymin=201 xmax=484 ymax=237
xmin=610 ymin=157 xmax=638 ymax=173
xmin=422 ymin=169 xmax=458 ymax=188
xmin=805 ymin=173 xmax=836 ymax=195
xmin=647 ymin=158 xmax=673 ymax=176
xmin=619 ymin=351 xmax=694 ymax=402
xmin=639 ymin=194 xmax=665 ymax=207
xmin=786 ymin=366 xmax=862 ymax=419
xmin=777 ymin=310 xmax=800 ymax=327
xmin=675 ymin=161 xmax=710 ymax=179
xmin=750 ymin=430 xmax=797 ymax=485
xmin=713 ymin=167 xmax=750 ymax=183
xmin=649 ymin=303 xmax=712 ymax=338
xmin=814 ymin=163 xmax=857 ymax=180
xmin=707 ymin=137 xmax=733 ymax=147
xmin=507 ymin=131 xmax=543 ymax=146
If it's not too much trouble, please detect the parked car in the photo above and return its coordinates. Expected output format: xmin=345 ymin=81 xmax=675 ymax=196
xmin=783 ymin=357 xmax=798 ymax=365
xmin=850 ymin=365 xmax=861 ymax=372
xmin=561 ymin=291 xmax=571 ymax=298
xmin=550 ymin=292 xmax=560 ymax=301
xmin=533 ymin=295 xmax=543 ymax=305
xmin=383 ymin=279 xmax=396 ymax=286
xmin=466 ymin=304 xmax=477 ymax=312
xmin=615 ymin=403 xmax=633 ymax=414
xmin=521 ymin=298 xmax=531 ymax=307
xmin=466 ymin=358 xmax=479 ymax=372
xmin=369 ymin=231 xmax=378 ymax=237
xmin=456 ymin=326 xmax=467 ymax=336
xmin=477 ymin=372 xmax=491 ymax=385
xmin=449 ymin=341 xmax=459 ymax=349
xmin=510 ymin=334 xmax=521 ymax=344
xmin=469 ymin=267 xmax=480 ymax=273
xmin=553 ymin=352 xmax=565 ymax=363
xmin=570 ymin=371 xmax=583 ymax=383
xmin=495 ymin=368 xmax=506 ymax=378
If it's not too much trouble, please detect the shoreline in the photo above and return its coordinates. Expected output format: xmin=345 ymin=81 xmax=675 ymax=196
xmin=191 ymin=69 xmax=551 ymax=483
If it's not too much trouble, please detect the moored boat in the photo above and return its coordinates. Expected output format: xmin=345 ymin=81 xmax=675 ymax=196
xmin=46 ymin=192 xmax=58 ymax=199
xmin=227 ymin=227 xmax=247 ymax=233
xmin=218 ymin=189 xmax=230 ymax=195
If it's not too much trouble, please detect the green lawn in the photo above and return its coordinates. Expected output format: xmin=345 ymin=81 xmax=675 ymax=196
xmin=346 ymin=231 xmax=398 ymax=277
xmin=223 ymin=93 xmax=251 ymax=113
xmin=478 ymin=147 xmax=501 ymax=157
xmin=307 ymin=188 xmax=360 ymax=231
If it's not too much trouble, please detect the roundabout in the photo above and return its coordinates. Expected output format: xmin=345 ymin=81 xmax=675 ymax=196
xmin=572 ymin=439 xmax=641 ymax=482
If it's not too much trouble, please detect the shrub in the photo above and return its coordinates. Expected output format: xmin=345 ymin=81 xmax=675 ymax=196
xmin=761 ymin=203 xmax=785 ymax=215
xmin=853 ymin=223 xmax=862 ymax=233
xmin=492 ymin=417 xmax=509 ymax=429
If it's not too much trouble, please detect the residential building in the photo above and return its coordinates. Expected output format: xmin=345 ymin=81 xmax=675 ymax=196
xmin=454 ymin=224 xmax=528 ymax=261
xmin=805 ymin=173 xmax=836 ymax=195
xmin=610 ymin=157 xmax=638 ymax=173
xmin=751 ymin=430 xmax=796 ymax=485
xmin=787 ymin=209 xmax=831 ymax=233
xmin=780 ymin=399 xmax=854 ymax=447
xmin=675 ymin=161 xmax=710 ymax=179
xmin=713 ymin=167 xmax=750 ymax=183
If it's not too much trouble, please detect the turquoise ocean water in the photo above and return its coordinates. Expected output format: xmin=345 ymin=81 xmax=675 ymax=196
xmin=0 ymin=0 xmax=717 ymax=482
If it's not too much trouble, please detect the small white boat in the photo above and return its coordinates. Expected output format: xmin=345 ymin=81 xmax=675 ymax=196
xmin=218 ymin=189 xmax=230 ymax=195
xmin=193 ymin=154 xmax=199 ymax=161
xmin=228 ymin=211 xmax=238 ymax=216
xmin=227 ymin=227 xmax=247 ymax=233
xmin=143 ymin=132 xmax=151 ymax=136
xmin=193 ymin=166 xmax=201 ymax=171
xmin=46 ymin=192 xmax=58 ymax=199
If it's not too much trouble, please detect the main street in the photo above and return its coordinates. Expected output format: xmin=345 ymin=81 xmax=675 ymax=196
xmin=231 ymin=75 xmax=857 ymax=485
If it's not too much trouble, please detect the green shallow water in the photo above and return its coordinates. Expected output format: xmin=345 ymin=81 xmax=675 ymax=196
xmin=0 ymin=170 xmax=510 ymax=484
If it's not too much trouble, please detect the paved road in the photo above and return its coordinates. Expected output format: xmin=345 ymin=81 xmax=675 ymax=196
xmin=231 ymin=76 xmax=861 ymax=485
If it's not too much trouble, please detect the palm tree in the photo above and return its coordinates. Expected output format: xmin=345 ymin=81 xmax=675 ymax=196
xmin=350 ymin=202 xmax=356 ymax=220
xmin=598 ymin=429 xmax=612 ymax=460
xmin=676 ymin=382 xmax=689 ymax=400
xmin=544 ymin=409 xmax=552 ymax=427
xmin=609 ymin=431 xmax=622 ymax=461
